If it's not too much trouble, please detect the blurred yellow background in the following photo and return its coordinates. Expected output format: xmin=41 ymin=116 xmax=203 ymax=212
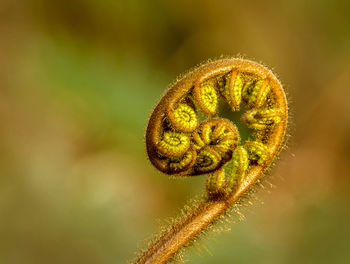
xmin=0 ymin=0 xmax=349 ymax=263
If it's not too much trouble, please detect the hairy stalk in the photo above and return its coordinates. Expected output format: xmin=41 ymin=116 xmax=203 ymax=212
xmin=134 ymin=58 xmax=288 ymax=264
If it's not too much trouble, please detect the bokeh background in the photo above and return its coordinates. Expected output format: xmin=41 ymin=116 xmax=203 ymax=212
xmin=1 ymin=1 xmax=349 ymax=263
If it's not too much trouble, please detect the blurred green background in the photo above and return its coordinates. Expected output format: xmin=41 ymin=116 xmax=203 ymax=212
xmin=0 ymin=0 xmax=349 ymax=263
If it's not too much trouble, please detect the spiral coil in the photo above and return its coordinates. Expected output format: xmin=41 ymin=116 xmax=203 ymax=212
xmin=146 ymin=59 xmax=287 ymax=198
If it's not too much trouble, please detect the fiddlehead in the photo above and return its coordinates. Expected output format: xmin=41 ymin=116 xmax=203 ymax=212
xmin=138 ymin=58 xmax=288 ymax=263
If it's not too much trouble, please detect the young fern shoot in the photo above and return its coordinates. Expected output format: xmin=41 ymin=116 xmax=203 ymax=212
xmin=135 ymin=58 xmax=288 ymax=264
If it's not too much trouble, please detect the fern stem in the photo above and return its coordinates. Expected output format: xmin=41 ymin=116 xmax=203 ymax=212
xmin=134 ymin=166 xmax=264 ymax=264
xmin=135 ymin=200 xmax=226 ymax=264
